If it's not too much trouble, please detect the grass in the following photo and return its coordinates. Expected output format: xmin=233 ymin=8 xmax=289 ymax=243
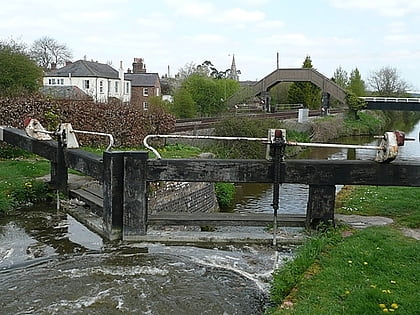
xmin=336 ymin=186 xmax=420 ymax=228
xmin=269 ymin=184 xmax=420 ymax=314
xmin=270 ymin=227 xmax=420 ymax=314
xmin=82 ymin=143 xmax=202 ymax=159
xmin=0 ymin=158 xmax=51 ymax=213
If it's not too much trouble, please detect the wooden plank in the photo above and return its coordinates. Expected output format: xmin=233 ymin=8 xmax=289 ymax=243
xmin=147 ymin=159 xmax=274 ymax=183
xmin=306 ymin=185 xmax=336 ymax=228
xmin=65 ymin=148 xmax=103 ymax=181
xmin=2 ymin=127 xmax=57 ymax=161
xmin=147 ymin=158 xmax=420 ymax=187
xmin=148 ymin=212 xmax=306 ymax=227
xmin=102 ymin=151 xmax=125 ymax=239
xmin=69 ymin=188 xmax=103 ymax=217
xmin=123 ymin=152 xmax=149 ymax=237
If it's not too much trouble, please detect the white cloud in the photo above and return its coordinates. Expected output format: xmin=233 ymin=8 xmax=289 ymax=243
xmin=384 ymin=33 xmax=420 ymax=44
xmin=387 ymin=22 xmax=407 ymax=34
xmin=136 ymin=14 xmax=174 ymax=31
xmin=185 ymin=33 xmax=226 ymax=44
xmin=329 ymin=0 xmax=420 ymax=17
xmin=217 ymin=8 xmax=265 ymax=23
xmin=257 ymin=20 xmax=284 ymax=29
xmin=164 ymin=0 xmax=216 ymax=18
xmin=79 ymin=11 xmax=117 ymax=22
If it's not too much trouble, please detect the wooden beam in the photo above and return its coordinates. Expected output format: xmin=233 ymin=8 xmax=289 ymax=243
xmin=148 ymin=212 xmax=306 ymax=227
xmin=1 ymin=127 xmax=57 ymax=161
xmin=123 ymin=151 xmax=149 ymax=238
xmin=102 ymin=151 xmax=125 ymax=238
xmin=147 ymin=159 xmax=273 ymax=183
xmin=147 ymin=159 xmax=420 ymax=186
xmin=306 ymin=185 xmax=336 ymax=228
xmin=65 ymin=148 xmax=103 ymax=181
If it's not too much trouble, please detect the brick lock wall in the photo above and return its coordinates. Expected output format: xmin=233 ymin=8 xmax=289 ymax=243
xmin=148 ymin=182 xmax=219 ymax=214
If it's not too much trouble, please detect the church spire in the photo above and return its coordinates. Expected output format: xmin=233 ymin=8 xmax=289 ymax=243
xmin=229 ymin=54 xmax=239 ymax=81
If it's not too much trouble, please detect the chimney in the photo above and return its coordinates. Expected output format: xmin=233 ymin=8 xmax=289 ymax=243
xmin=132 ymin=58 xmax=146 ymax=73
xmin=51 ymin=62 xmax=57 ymax=70
xmin=65 ymin=60 xmax=72 ymax=66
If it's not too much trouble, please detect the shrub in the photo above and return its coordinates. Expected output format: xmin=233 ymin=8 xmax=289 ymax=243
xmin=0 ymin=95 xmax=176 ymax=147
xmin=215 ymin=182 xmax=236 ymax=209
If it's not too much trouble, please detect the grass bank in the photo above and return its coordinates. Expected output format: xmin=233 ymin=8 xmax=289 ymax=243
xmin=0 ymin=158 xmax=51 ymax=214
xmin=268 ymin=186 xmax=420 ymax=314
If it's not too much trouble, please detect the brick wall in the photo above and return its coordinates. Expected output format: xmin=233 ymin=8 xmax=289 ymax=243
xmin=131 ymin=86 xmax=160 ymax=108
xmin=148 ymin=182 xmax=219 ymax=214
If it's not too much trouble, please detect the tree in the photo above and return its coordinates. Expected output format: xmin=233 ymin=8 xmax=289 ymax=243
xmin=0 ymin=44 xmax=43 ymax=96
xmin=0 ymin=37 xmax=27 ymax=54
xmin=30 ymin=36 xmax=72 ymax=70
xmin=332 ymin=66 xmax=348 ymax=88
xmin=287 ymin=56 xmax=321 ymax=109
xmin=348 ymin=68 xmax=366 ymax=96
xmin=368 ymin=66 xmax=410 ymax=97
xmin=346 ymin=90 xmax=366 ymax=120
xmin=171 ymin=87 xmax=196 ymax=118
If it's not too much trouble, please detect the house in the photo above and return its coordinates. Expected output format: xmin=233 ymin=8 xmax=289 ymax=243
xmin=124 ymin=58 xmax=161 ymax=110
xmin=43 ymin=59 xmax=131 ymax=103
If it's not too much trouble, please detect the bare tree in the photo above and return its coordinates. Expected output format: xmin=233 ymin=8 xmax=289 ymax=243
xmin=30 ymin=36 xmax=72 ymax=70
xmin=368 ymin=66 xmax=410 ymax=96
xmin=0 ymin=37 xmax=28 ymax=54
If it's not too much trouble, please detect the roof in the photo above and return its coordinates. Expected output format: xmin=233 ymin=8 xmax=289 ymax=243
xmin=40 ymin=86 xmax=92 ymax=100
xmin=45 ymin=60 xmax=119 ymax=79
xmin=124 ymin=73 xmax=160 ymax=87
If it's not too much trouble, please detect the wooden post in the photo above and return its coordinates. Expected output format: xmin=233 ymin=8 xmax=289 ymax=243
xmin=306 ymin=185 xmax=336 ymax=229
xmin=123 ymin=151 xmax=148 ymax=239
xmin=102 ymin=151 xmax=125 ymax=240
xmin=50 ymin=134 xmax=68 ymax=193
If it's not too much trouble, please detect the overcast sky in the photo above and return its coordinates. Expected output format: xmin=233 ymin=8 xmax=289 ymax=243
xmin=2 ymin=0 xmax=420 ymax=91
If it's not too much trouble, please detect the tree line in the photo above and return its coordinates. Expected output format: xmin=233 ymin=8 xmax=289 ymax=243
xmin=0 ymin=36 xmax=413 ymax=119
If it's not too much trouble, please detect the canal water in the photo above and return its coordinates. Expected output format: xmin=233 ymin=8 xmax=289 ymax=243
xmin=1 ymin=119 xmax=419 ymax=314
xmin=229 ymin=119 xmax=420 ymax=216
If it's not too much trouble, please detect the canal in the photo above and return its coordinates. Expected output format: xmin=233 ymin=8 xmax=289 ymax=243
xmin=1 ymin=119 xmax=419 ymax=314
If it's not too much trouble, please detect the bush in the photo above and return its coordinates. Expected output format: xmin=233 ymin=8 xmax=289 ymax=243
xmin=0 ymin=95 xmax=176 ymax=147
xmin=215 ymin=182 xmax=236 ymax=209
xmin=213 ymin=117 xmax=283 ymax=159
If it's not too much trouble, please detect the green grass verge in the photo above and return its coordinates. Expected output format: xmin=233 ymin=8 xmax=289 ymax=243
xmin=336 ymin=186 xmax=420 ymax=228
xmin=269 ymin=227 xmax=419 ymax=314
xmin=269 ymin=184 xmax=420 ymax=314
xmin=0 ymin=159 xmax=51 ymax=213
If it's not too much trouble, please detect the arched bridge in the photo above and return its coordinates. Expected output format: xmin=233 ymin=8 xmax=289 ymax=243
xmin=227 ymin=68 xmax=347 ymax=106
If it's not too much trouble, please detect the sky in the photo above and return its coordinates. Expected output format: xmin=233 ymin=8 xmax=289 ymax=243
xmin=1 ymin=0 xmax=420 ymax=91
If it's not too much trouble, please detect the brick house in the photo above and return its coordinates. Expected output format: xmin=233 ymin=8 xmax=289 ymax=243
xmin=124 ymin=58 xmax=161 ymax=110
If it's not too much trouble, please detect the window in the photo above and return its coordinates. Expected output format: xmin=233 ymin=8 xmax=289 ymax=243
xmin=99 ymin=81 xmax=103 ymax=93
xmin=143 ymin=88 xmax=149 ymax=96
xmin=60 ymin=79 xmax=64 ymax=85
xmin=156 ymin=87 xmax=160 ymax=96
xmin=83 ymin=80 xmax=90 ymax=89
xmin=143 ymin=101 xmax=149 ymax=110
xmin=51 ymin=78 xmax=56 ymax=85
xmin=48 ymin=79 xmax=52 ymax=85
xmin=125 ymin=82 xmax=129 ymax=94
xmin=115 ymin=81 xmax=119 ymax=93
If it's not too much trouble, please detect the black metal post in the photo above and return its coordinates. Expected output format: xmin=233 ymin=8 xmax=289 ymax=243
xmin=271 ymin=130 xmax=286 ymax=245
xmin=50 ymin=130 xmax=68 ymax=193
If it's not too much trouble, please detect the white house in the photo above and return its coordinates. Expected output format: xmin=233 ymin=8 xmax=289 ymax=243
xmin=43 ymin=60 xmax=131 ymax=103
